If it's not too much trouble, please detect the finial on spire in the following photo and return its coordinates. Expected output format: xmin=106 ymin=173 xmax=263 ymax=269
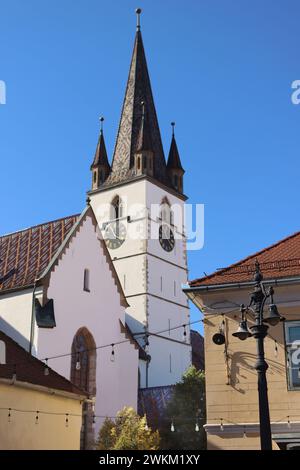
xmin=171 ymin=122 xmax=175 ymax=136
xmin=136 ymin=8 xmax=142 ymax=31
xmin=99 ymin=116 xmax=104 ymax=133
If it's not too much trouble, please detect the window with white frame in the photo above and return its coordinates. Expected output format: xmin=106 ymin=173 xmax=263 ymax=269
xmin=285 ymin=321 xmax=300 ymax=390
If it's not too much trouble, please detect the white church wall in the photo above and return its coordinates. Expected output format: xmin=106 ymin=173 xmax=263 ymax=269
xmin=37 ymin=214 xmax=138 ymax=437
xmin=0 ymin=287 xmax=41 ymax=352
xmin=146 ymin=295 xmax=191 ymax=386
xmin=147 ymin=256 xmax=189 ymax=306
xmin=90 ymin=178 xmax=192 ymax=388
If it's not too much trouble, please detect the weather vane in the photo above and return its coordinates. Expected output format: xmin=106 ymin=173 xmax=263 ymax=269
xmin=99 ymin=116 xmax=104 ymax=133
xmin=171 ymin=122 xmax=175 ymax=136
xmin=136 ymin=8 xmax=142 ymax=31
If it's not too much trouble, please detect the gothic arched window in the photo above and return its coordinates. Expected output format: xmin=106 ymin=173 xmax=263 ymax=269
xmin=71 ymin=327 xmax=96 ymax=394
xmin=160 ymin=197 xmax=172 ymax=225
xmin=70 ymin=328 xmax=96 ymax=449
xmin=99 ymin=170 xmax=104 ymax=184
xmin=111 ymin=196 xmax=123 ymax=220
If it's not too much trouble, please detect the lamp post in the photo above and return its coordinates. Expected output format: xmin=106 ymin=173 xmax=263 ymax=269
xmin=232 ymin=260 xmax=284 ymax=450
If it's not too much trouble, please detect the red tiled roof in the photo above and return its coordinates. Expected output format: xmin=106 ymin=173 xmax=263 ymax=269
xmin=190 ymin=231 xmax=300 ymax=287
xmin=0 ymin=215 xmax=79 ymax=293
xmin=0 ymin=330 xmax=87 ymax=396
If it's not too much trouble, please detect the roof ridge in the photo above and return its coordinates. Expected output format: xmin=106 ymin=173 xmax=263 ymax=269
xmin=191 ymin=229 xmax=300 ymax=285
xmin=0 ymin=213 xmax=80 ymax=239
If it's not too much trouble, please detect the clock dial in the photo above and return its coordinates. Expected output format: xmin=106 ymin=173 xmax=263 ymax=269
xmin=159 ymin=224 xmax=175 ymax=252
xmin=104 ymin=221 xmax=126 ymax=250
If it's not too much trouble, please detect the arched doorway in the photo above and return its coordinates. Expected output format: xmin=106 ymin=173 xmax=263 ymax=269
xmin=70 ymin=327 xmax=96 ymax=449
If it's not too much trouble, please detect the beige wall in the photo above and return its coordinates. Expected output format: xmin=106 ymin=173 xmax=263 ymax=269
xmin=196 ymin=283 xmax=300 ymax=450
xmin=0 ymin=382 xmax=82 ymax=450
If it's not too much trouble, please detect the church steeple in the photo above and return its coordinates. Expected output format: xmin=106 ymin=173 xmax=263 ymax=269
xmin=107 ymin=9 xmax=167 ymax=185
xmin=167 ymin=122 xmax=185 ymax=193
xmin=90 ymin=117 xmax=111 ymax=190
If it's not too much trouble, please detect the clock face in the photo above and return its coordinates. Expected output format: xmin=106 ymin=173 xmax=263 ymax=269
xmin=104 ymin=221 xmax=126 ymax=250
xmin=159 ymin=224 xmax=175 ymax=252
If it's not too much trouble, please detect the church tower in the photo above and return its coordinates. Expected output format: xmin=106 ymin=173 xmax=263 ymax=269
xmin=88 ymin=10 xmax=191 ymax=387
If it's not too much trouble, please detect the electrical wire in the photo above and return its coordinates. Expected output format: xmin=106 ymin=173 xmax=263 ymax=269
xmin=2 ymin=319 xmax=203 ymax=370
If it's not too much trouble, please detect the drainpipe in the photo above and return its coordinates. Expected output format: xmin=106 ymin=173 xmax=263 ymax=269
xmin=29 ymin=281 xmax=37 ymax=354
xmin=145 ymin=354 xmax=151 ymax=388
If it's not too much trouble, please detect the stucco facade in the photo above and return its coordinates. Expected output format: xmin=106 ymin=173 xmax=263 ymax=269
xmin=0 ymin=381 xmax=83 ymax=450
xmin=187 ymin=281 xmax=300 ymax=450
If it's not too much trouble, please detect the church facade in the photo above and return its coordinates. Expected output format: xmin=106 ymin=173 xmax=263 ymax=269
xmin=89 ymin=15 xmax=191 ymax=388
xmin=0 ymin=11 xmax=191 ymax=447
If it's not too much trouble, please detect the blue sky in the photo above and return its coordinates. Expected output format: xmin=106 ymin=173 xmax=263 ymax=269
xmin=1 ymin=1 xmax=300 ymax=330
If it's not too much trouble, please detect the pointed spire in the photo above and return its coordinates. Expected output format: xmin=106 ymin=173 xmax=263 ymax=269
xmin=90 ymin=117 xmax=111 ymax=190
xmin=91 ymin=117 xmax=110 ymax=169
xmin=107 ymin=10 xmax=167 ymax=185
xmin=167 ymin=122 xmax=184 ymax=171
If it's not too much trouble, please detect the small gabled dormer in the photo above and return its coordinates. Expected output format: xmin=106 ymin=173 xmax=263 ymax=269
xmin=166 ymin=122 xmax=185 ymax=194
xmin=134 ymin=101 xmax=154 ymax=177
xmin=90 ymin=117 xmax=111 ymax=190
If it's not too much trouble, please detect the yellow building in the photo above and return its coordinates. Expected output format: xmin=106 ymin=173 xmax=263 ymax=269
xmin=0 ymin=330 xmax=87 ymax=450
xmin=185 ymin=232 xmax=300 ymax=450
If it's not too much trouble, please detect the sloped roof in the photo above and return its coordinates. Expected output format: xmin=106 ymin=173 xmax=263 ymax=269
xmin=189 ymin=231 xmax=300 ymax=287
xmin=0 ymin=215 xmax=79 ymax=293
xmin=138 ymin=385 xmax=174 ymax=428
xmin=167 ymin=135 xmax=184 ymax=172
xmin=105 ymin=29 xmax=168 ymax=186
xmin=91 ymin=129 xmax=110 ymax=170
xmin=0 ymin=330 xmax=87 ymax=396
xmin=191 ymin=330 xmax=205 ymax=371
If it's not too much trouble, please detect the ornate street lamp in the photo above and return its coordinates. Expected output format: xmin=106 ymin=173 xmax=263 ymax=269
xmin=232 ymin=260 xmax=284 ymax=450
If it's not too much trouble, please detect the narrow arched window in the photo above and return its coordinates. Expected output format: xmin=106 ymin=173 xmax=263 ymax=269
xmin=93 ymin=171 xmax=97 ymax=184
xmin=99 ymin=170 xmax=104 ymax=184
xmin=174 ymin=174 xmax=178 ymax=189
xmin=160 ymin=198 xmax=171 ymax=225
xmin=111 ymin=196 xmax=123 ymax=220
xmin=137 ymin=157 xmax=141 ymax=170
xmin=83 ymin=269 xmax=90 ymax=292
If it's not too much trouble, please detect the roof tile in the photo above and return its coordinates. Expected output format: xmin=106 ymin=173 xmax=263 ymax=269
xmin=190 ymin=231 xmax=300 ymax=287
xmin=0 ymin=215 xmax=79 ymax=293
